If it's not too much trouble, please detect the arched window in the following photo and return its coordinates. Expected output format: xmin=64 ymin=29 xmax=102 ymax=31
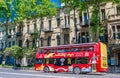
xmin=47 ymin=36 xmax=51 ymax=46
xmin=56 ymin=35 xmax=61 ymax=45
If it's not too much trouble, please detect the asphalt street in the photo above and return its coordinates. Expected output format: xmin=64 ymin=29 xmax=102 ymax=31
xmin=0 ymin=68 xmax=120 ymax=78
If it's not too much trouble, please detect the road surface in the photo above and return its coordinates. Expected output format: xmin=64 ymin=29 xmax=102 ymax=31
xmin=0 ymin=68 xmax=120 ymax=78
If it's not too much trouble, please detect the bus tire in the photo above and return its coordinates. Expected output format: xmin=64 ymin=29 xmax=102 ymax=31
xmin=73 ymin=67 xmax=81 ymax=74
xmin=43 ymin=66 xmax=49 ymax=73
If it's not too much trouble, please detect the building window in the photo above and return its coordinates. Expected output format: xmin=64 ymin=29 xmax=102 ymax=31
xmin=34 ymin=23 xmax=37 ymax=32
xmin=112 ymin=26 xmax=116 ymax=39
xmin=1 ymin=43 xmax=4 ymax=51
xmin=19 ymin=26 xmax=21 ymax=32
xmin=26 ymin=39 xmax=29 ymax=48
xmin=117 ymin=6 xmax=120 ymax=14
xmin=64 ymin=34 xmax=69 ymax=45
xmin=81 ymin=32 xmax=86 ymax=43
xmin=56 ymin=18 xmax=60 ymax=27
xmin=101 ymin=9 xmax=106 ymax=20
xmin=12 ymin=41 xmax=15 ymax=45
xmin=86 ymin=32 xmax=89 ymax=42
xmin=49 ymin=20 xmax=52 ymax=29
xmin=47 ymin=36 xmax=51 ymax=46
xmin=117 ymin=26 xmax=120 ymax=39
xmin=56 ymin=35 xmax=60 ymax=45
xmin=40 ymin=20 xmax=44 ymax=30
xmin=2 ymin=31 xmax=4 ymax=35
xmin=9 ymin=42 xmax=11 ymax=47
xmin=64 ymin=16 xmax=67 ymax=27
xmin=78 ymin=33 xmax=81 ymax=43
xmin=84 ymin=13 xmax=88 ymax=24
xmin=13 ymin=28 xmax=15 ymax=34
xmin=79 ymin=16 xmax=82 ymax=24
xmin=27 ymin=25 xmax=29 ymax=33
xmin=68 ymin=16 xmax=70 ymax=25
xmin=32 ymin=39 xmax=35 ymax=47
xmin=9 ymin=29 xmax=12 ymax=35
xmin=19 ymin=40 xmax=22 ymax=47
xmin=40 ymin=38 xmax=43 ymax=46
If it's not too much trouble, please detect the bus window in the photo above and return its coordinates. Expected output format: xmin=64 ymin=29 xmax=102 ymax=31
xmin=78 ymin=48 xmax=82 ymax=52
xmin=71 ymin=58 xmax=75 ymax=64
xmin=88 ymin=47 xmax=94 ymax=51
xmin=35 ymin=59 xmax=43 ymax=64
xmin=68 ymin=58 xmax=71 ymax=65
xmin=45 ymin=58 xmax=54 ymax=64
xmin=49 ymin=58 xmax=54 ymax=64
xmin=71 ymin=48 xmax=78 ymax=52
xmin=57 ymin=50 xmax=65 ymax=52
xmin=54 ymin=58 xmax=68 ymax=66
xmin=57 ymin=49 xmax=69 ymax=53
xmin=50 ymin=50 xmax=54 ymax=53
xmin=76 ymin=58 xmax=88 ymax=64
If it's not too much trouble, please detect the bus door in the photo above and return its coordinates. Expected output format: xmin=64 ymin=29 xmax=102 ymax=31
xmin=92 ymin=63 xmax=96 ymax=72
xmin=91 ymin=56 xmax=97 ymax=72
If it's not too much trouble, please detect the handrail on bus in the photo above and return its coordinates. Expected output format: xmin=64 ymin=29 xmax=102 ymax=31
xmin=39 ymin=42 xmax=98 ymax=50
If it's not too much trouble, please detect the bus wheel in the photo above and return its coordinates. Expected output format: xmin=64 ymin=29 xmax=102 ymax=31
xmin=73 ymin=67 xmax=81 ymax=74
xmin=43 ymin=66 xmax=49 ymax=73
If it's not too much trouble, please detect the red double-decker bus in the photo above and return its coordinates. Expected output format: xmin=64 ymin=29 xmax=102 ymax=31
xmin=34 ymin=42 xmax=108 ymax=74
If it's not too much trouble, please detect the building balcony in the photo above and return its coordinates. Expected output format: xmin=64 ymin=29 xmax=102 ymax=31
xmin=108 ymin=14 xmax=120 ymax=22
xmin=80 ymin=21 xmax=89 ymax=27
xmin=16 ymin=32 xmax=22 ymax=36
xmin=109 ymin=39 xmax=120 ymax=46
xmin=61 ymin=24 xmax=70 ymax=29
xmin=8 ymin=34 xmax=12 ymax=38
xmin=43 ymin=28 xmax=53 ymax=33
xmin=28 ymin=30 xmax=38 ymax=35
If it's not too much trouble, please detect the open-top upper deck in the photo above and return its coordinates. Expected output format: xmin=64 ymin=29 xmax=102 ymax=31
xmin=39 ymin=42 xmax=99 ymax=50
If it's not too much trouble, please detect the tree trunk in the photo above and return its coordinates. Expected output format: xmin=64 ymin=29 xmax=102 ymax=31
xmin=73 ymin=7 xmax=78 ymax=44
xmin=86 ymin=3 xmax=92 ymax=42
xmin=38 ymin=17 xmax=43 ymax=47
xmin=5 ymin=17 xmax=9 ymax=48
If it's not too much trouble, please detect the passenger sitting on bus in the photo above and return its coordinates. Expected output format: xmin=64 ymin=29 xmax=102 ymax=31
xmin=38 ymin=50 xmax=42 ymax=54
xmin=74 ymin=48 xmax=78 ymax=52
xmin=64 ymin=49 xmax=69 ymax=52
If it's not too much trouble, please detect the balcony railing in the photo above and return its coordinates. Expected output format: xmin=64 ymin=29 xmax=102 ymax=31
xmin=80 ymin=20 xmax=89 ymax=26
xmin=16 ymin=32 xmax=22 ymax=36
xmin=61 ymin=24 xmax=70 ymax=29
xmin=43 ymin=28 xmax=53 ymax=33
xmin=108 ymin=14 xmax=120 ymax=22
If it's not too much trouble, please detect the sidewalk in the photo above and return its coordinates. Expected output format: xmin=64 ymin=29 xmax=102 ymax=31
xmin=0 ymin=66 xmax=34 ymax=71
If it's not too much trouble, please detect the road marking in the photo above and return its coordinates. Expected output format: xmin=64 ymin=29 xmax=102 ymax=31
xmin=0 ymin=72 xmax=74 ymax=78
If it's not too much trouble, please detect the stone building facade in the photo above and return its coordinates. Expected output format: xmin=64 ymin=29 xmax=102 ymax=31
xmin=0 ymin=2 xmax=120 ymax=66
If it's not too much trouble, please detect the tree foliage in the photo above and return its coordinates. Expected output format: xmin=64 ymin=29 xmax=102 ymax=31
xmin=22 ymin=46 xmax=36 ymax=60
xmin=4 ymin=45 xmax=23 ymax=60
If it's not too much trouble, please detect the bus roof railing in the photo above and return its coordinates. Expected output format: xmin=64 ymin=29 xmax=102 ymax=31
xmin=39 ymin=42 xmax=98 ymax=50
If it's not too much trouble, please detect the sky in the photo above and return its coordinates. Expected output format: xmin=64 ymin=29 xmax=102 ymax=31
xmin=51 ymin=0 xmax=62 ymax=8
xmin=0 ymin=0 xmax=62 ymax=23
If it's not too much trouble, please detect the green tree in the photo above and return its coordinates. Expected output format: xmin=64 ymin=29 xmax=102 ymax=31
xmin=0 ymin=0 xmax=28 ymax=48
xmin=60 ymin=0 xmax=81 ymax=44
xmin=22 ymin=46 xmax=36 ymax=66
xmin=4 ymin=45 xmax=23 ymax=65
xmin=22 ymin=0 xmax=57 ymax=47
